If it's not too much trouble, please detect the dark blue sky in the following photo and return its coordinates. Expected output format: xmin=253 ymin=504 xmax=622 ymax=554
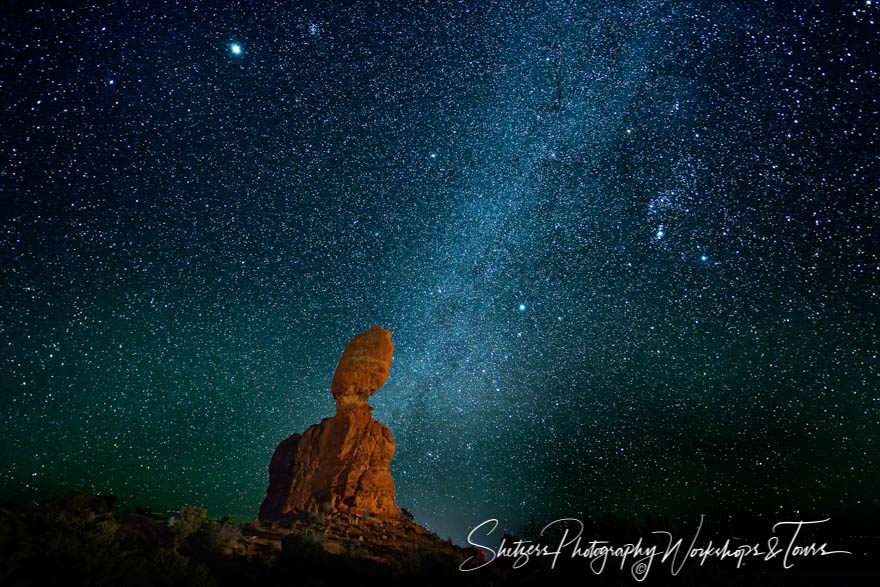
xmin=1 ymin=0 xmax=877 ymax=543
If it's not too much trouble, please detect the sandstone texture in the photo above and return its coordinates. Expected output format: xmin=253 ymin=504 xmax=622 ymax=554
xmin=331 ymin=325 xmax=394 ymax=412
xmin=259 ymin=326 xmax=399 ymax=521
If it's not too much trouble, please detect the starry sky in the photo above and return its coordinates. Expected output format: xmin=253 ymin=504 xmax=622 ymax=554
xmin=1 ymin=1 xmax=878 ymax=543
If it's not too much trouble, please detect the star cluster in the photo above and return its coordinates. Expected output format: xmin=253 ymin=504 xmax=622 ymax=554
xmin=1 ymin=1 xmax=877 ymax=542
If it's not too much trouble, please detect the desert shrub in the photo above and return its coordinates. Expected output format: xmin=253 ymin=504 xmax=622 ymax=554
xmin=203 ymin=519 xmax=242 ymax=552
xmin=279 ymin=530 xmax=331 ymax=572
xmin=282 ymin=530 xmax=325 ymax=554
xmin=169 ymin=505 xmax=208 ymax=546
xmin=156 ymin=547 xmax=215 ymax=585
xmin=391 ymin=548 xmax=463 ymax=585
xmin=0 ymin=507 xmax=216 ymax=587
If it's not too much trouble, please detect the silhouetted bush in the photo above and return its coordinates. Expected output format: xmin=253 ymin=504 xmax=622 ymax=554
xmin=203 ymin=519 xmax=241 ymax=553
xmin=168 ymin=505 xmax=208 ymax=547
xmin=0 ymin=504 xmax=214 ymax=587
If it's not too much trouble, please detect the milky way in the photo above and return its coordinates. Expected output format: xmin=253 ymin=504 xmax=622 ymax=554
xmin=1 ymin=1 xmax=877 ymax=543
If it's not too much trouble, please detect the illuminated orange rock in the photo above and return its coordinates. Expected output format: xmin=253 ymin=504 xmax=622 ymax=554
xmin=331 ymin=326 xmax=394 ymax=412
xmin=259 ymin=326 xmax=400 ymax=521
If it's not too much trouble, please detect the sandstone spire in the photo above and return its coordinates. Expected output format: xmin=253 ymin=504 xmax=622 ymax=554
xmin=259 ymin=326 xmax=400 ymax=520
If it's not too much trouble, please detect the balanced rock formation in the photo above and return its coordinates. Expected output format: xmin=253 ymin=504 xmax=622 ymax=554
xmin=259 ymin=326 xmax=400 ymax=521
xmin=331 ymin=324 xmax=395 ymax=413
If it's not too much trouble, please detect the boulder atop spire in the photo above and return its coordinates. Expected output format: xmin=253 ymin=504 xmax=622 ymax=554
xmin=330 ymin=325 xmax=394 ymax=412
xmin=259 ymin=326 xmax=399 ymax=521
xmin=256 ymin=326 xmax=483 ymax=568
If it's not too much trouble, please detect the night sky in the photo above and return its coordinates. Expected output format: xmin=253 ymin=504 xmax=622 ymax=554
xmin=1 ymin=0 xmax=878 ymax=544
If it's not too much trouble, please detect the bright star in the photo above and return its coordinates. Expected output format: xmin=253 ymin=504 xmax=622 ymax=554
xmin=700 ymin=255 xmax=709 ymax=262
xmin=518 ymin=304 xmax=526 ymax=312
xmin=230 ymin=43 xmax=242 ymax=55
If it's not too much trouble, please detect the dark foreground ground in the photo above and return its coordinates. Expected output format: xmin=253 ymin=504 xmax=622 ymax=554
xmin=0 ymin=492 xmax=877 ymax=586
